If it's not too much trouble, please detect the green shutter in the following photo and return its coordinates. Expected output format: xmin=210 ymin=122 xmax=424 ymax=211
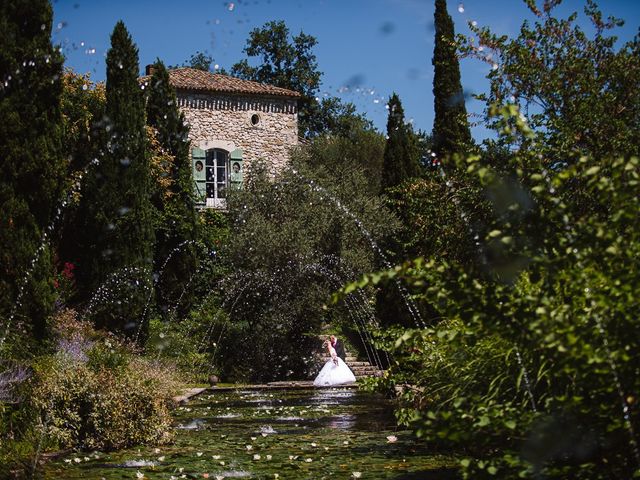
xmin=229 ymin=149 xmax=243 ymax=188
xmin=192 ymin=148 xmax=206 ymax=204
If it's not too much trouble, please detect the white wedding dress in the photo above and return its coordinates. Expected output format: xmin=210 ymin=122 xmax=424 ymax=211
xmin=313 ymin=345 xmax=356 ymax=387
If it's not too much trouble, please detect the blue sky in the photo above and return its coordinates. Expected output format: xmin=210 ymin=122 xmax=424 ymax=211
xmin=52 ymin=0 xmax=640 ymax=141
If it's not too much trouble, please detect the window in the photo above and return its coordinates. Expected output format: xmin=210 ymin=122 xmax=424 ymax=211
xmin=192 ymin=147 xmax=243 ymax=209
xmin=205 ymin=149 xmax=228 ymax=208
xmin=250 ymin=113 xmax=260 ymax=126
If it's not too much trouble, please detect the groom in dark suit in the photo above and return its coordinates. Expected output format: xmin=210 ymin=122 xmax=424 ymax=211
xmin=330 ymin=335 xmax=346 ymax=362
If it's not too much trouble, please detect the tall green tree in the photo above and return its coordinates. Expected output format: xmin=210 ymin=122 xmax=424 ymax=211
xmin=306 ymin=97 xmax=375 ymax=140
xmin=0 ymin=0 xmax=65 ymax=346
xmin=464 ymin=0 xmax=640 ymax=161
xmin=380 ymin=93 xmax=421 ymax=193
xmin=230 ymin=20 xmax=322 ymax=138
xmin=145 ymin=60 xmax=198 ymax=318
xmin=432 ymin=0 xmax=472 ymax=157
xmin=184 ymin=51 xmax=213 ymax=71
xmin=80 ymin=21 xmax=153 ymax=340
xmin=377 ymin=94 xmax=422 ymax=329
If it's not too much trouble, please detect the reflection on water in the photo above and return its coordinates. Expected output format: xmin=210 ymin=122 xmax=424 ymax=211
xmin=326 ymin=413 xmax=356 ymax=430
xmin=257 ymin=424 xmax=277 ymax=434
xmin=42 ymin=387 xmax=458 ymax=479
xmin=175 ymin=418 xmax=207 ymax=429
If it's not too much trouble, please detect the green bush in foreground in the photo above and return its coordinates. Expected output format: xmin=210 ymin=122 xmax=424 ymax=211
xmin=341 ymin=145 xmax=640 ymax=478
xmin=20 ymin=312 xmax=181 ymax=452
xmin=27 ymin=351 xmax=177 ymax=451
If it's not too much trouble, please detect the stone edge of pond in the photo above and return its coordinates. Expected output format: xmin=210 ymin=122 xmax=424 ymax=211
xmin=212 ymin=381 xmax=359 ymax=392
xmin=172 ymin=387 xmax=208 ymax=404
xmin=175 ymin=381 xmax=360 ymax=402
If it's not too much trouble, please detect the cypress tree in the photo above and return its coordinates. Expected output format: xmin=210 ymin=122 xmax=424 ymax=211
xmin=145 ymin=60 xmax=198 ymax=318
xmin=377 ymin=94 xmax=420 ymax=328
xmin=432 ymin=0 xmax=472 ymax=157
xmin=0 ymin=0 xmax=65 ymax=345
xmin=380 ymin=93 xmax=420 ymax=193
xmin=83 ymin=21 xmax=153 ymax=340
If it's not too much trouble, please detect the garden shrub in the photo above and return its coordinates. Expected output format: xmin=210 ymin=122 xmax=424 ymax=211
xmin=26 ymin=331 xmax=180 ymax=451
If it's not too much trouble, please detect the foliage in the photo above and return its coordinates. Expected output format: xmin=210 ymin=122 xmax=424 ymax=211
xmin=222 ymin=144 xmax=398 ymax=381
xmin=432 ymin=0 xmax=472 ymax=158
xmin=147 ymin=126 xmax=175 ymax=196
xmin=146 ymin=60 xmax=198 ymax=319
xmin=52 ymin=261 xmax=77 ymax=309
xmin=183 ymin=50 xmax=213 ymax=71
xmin=462 ymin=0 xmax=640 ymax=161
xmin=144 ymin=206 xmax=230 ymax=381
xmin=380 ymin=93 xmax=422 ymax=194
xmin=59 ymin=70 xmax=106 ymax=173
xmin=376 ymin=93 xmax=424 ymax=329
xmin=299 ymin=125 xmax=386 ymax=196
xmin=27 ymin=351 xmax=176 ymax=451
xmin=385 ymin=164 xmax=492 ymax=267
xmin=78 ymin=21 xmax=154 ymax=340
xmin=147 ymin=305 xmax=223 ymax=383
xmin=306 ymin=96 xmax=375 ymax=139
xmin=196 ymin=208 xmax=230 ymax=254
xmin=231 ymin=20 xmax=322 ymax=138
xmin=0 ymin=0 xmax=65 ymax=344
xmin=338 ymin=108 xmax=640 ymax=477
xmin=345 ymin=10 xmax=640 ymax=476
xmin=56 ymin=71 xmax=106 ymax=302
xmin=1 ymin=309 xmax=181 ymax=472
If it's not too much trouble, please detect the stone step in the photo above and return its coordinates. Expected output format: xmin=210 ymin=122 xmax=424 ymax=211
xmin=354 ymin=371 xmax=383 ymax=379
xmin=318 ymin=362 xmax=382 ymax=378
xmin=318 ymin=348 xmax=382 ymax=378
xmin=350 ymin=364 xmax=378 ymax=370
xmin=351 ymin=368 xmax=379 ymax=375
xmin=322 ymin=359 xmax=370 ymax=367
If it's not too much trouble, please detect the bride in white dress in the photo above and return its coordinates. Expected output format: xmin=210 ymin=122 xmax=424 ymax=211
xmin=313 ymin=340 xmax=356 ymax=387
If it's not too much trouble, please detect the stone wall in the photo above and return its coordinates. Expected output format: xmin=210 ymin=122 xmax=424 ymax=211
xmin=177 ymin=91 xmax=298 ymax=172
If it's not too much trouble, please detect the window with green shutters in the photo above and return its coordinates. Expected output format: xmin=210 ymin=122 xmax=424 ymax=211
xmin=192 ymin=147 xmax=243 ymax=208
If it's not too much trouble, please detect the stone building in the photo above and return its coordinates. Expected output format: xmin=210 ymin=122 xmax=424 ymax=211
xmin=143 ymin=66 xmax=300 ymax=208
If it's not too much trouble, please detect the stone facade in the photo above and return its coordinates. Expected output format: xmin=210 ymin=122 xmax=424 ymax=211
xmin=141 ymin=67 xmax=300 ymax=208
xmin=178 ymin=91 xmax=298 ymax=173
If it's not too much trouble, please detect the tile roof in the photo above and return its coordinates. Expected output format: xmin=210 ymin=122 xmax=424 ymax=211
xmin=141 ymin=67 xmax=301 ymax=98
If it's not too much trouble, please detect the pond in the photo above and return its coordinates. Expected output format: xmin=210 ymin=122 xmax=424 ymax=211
xmin=41 ymin=387 xmax=458 ymax=479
